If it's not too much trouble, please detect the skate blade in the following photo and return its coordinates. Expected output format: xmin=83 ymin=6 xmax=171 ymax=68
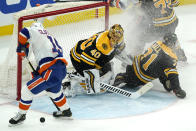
xmin=8 ymin=122 xmax=23 ymax=127
xmin=62 ymin=117 xmax=73 ymax=120
xmin=54 ymin=116 xmax=74 ymax=120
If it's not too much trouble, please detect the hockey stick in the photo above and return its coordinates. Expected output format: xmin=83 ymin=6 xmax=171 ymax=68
xmin=100 ymin=82 xmax=153 ymax=99
xmin=25 ymin=57 xmax=60 ymax=111
xmin=68 ymin=72 xmax=153 ymax=99
xmin=25 ymin=57 xmax=36 ymax=72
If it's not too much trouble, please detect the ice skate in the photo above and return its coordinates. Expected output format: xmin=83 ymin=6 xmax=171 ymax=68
xmin=9 ymin=112 xmax=26 ymax=126
xmin=53 ymin=108 xmax=73 ymax=120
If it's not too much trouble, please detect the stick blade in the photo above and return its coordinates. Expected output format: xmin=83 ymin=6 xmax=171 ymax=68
xmin=131 ymin=82 xmax=153 ymax=99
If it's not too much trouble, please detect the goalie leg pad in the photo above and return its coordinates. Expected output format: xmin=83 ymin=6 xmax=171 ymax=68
xmin=69 ymin=78 xmax=86 ymax=96
xmin=63 ymin=72 xmax=87 ymax=97
xmin=84 ymin=69 xmax=100 ymax=94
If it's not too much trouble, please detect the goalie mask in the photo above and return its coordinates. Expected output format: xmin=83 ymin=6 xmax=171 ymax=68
xmin=108 ymin=24 xmax=124 ymax=48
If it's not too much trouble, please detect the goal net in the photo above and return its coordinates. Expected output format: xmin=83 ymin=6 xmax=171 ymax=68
xmin=0 ymin=1 xmax=109 ymax=100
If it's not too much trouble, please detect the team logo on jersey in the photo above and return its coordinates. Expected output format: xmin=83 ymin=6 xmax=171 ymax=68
xmin=102 ymin=43 xmax=108 ymax=50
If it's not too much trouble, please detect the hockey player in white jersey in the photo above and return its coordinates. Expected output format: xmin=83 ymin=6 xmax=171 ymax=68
xmin=9 ymin=22 xmax=72 ymax=126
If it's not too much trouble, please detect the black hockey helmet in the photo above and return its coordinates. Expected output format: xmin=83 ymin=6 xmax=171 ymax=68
xmin=163 ymin=33 xmax=178 ymax=48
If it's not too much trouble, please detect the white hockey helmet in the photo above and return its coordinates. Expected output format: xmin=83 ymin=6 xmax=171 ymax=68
xmin=31 ymin=22 xmax=44 ymax=29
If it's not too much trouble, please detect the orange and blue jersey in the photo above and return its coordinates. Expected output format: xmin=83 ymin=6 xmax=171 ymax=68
xmin=18 ymin=25 xmax=69 ymax=112
xmin=17 ymin=27 xmax=68 ymax=74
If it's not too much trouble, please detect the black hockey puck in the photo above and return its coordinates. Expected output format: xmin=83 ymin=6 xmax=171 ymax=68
xmin=40 ymin=117 xmax=45 ymax=123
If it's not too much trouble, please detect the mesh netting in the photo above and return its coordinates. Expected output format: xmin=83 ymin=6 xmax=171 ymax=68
xmin=0 ymin=1 xmax=108 ymax=99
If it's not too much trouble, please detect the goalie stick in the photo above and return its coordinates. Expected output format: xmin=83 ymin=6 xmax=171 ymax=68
xmin=68 ymin=72 xmax=153 ymax=99
xmin=25 ymin=57 xmax=60 ymax=111
xmin=100 ymin=82 xmax=153 ymax=99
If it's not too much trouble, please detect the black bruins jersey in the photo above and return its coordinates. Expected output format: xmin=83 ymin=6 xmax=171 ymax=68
xmin=141 ymin=0 xmax=179 ymax=27
xmin=70 ymin=31 xmax=116 ymax=72
xmin=133 ymin=41 xmax=180 ymax=88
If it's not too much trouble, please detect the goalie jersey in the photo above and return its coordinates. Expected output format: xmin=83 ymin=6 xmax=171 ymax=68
xmin=132 ymin=41 xmax=180 ymax=89
xmin=70 ymin=31 xmax=116 ymax=76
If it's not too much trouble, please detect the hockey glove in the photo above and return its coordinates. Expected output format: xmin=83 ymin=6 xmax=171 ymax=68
xmin=108 ymin=0 xmax=118 ymax=7
xmin=107 ymin=0 xmax=126 ymax=9
xmin=16 ymin=42 xmax=29 ymax=57
xmin=114 ymin=41 xmax=125 ymax=55
xmin=173 ymin=88 xmax=186 ymax=99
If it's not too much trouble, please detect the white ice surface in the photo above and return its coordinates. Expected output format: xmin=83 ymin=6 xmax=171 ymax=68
xmin=0 ymin=4 xmax=196 ymax=131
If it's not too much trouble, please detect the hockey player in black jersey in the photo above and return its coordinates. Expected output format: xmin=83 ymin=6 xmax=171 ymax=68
xmin=70 ymin=24 xmax=126 ymax=75
xmin=63 ymin=24 xmax=131 ymax=96
xmin=113 ymin=33 xmax=186 ymax=99
xmin=108 ymin=0 xmax=187 ymax=62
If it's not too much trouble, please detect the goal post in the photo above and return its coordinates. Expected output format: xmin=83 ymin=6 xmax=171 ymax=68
xmin=0 ymin=1 xmax=109 ymax=100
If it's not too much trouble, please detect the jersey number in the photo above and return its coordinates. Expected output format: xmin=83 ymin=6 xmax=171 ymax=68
xmin=81 ymin=35 xmax=97 ymax=50
xmin=91 ymin=49 xmax=101 ymax=58
xmin=81 ymin=35 xmax=101 ymax=59
xmin=142 ymin=48 xmax=158 ymax=71
xmin=47 ymin=35 xmax=63 ymax=54
xmin=153 ymin=0 xmax=172 ymax=14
